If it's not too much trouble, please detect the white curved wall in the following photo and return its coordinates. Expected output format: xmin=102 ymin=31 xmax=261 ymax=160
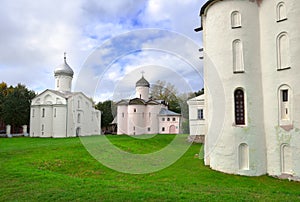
xmin=202 ymin=0 xmax=300 ymax=178
xmin=203 ymin=0 xmax=267 ymax=176
xmin=55 ymin=75 xmax=72 ymax=92
xmin=135 ymin=86 xmax=149 ymax=100
xmin=259 ymin=0 xmax=300 ymax=177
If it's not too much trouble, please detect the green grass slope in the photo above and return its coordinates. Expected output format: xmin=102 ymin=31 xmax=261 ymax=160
xmin=0 ymin=135 xmax=299 ymax=201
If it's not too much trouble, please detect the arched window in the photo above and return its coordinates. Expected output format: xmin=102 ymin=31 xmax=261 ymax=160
xmin=42 ymin=108 xmax=45 ymax=118
xmin=54 ymin=108 xmax=56 ymax=118
xmin=277 ymin=2 xmax=287 ymax=22
xmin=77 ymin=113 xmax=81 ymax=123
xmin=233 ymin=39 xmax=244 ymax=73
xmin=234 ymin=89 xmax=245 ymax=125
xmin=41 ymin=124 xmax=44 ymax=136
xmin=278 ymin=85 xmax=292 ymax=126
xmin=231 ymin=11 xmax=241 ymax=28
xmin=277 ymin=32 xmax=290 ymax=70
xmin=239 ymin=143 xmax=249 ymax=170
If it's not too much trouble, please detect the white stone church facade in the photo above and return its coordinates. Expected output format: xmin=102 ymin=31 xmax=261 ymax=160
xmin=116 ymin=76 xmax=181 ymax=135
xmin=30 ymin=54 xmax=101 ymax=138
xmin=196 ymin=0 xmax=300 ymax=178
xmin=187 ymin=94 xmax=206 ymax=143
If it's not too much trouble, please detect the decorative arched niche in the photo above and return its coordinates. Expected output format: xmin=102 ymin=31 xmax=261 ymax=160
xmin=277 ymin=32 xmax=290 ymax=70
xmin=231 ymin=11 xmax=242 ymax=28
xmin=233 ymin=39 xmax=244 ymax=73
xmin=281 ymin=144 xmax=292 ymax=174
xmin=277 ymin=2 xmax=287 ymax=22
xmin=239 ymin=143 xmax=249 ymax=170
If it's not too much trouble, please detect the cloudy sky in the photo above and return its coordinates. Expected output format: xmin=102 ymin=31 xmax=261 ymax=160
xmin=0 ymin=0 xmax=205 ymax=101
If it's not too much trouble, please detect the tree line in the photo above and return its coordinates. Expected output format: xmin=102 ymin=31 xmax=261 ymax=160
xmin=0 ymin=82 xmax=36 ymax=133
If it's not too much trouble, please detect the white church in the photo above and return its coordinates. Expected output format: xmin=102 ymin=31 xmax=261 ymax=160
xmin=187 ymin=94 xmax=206 ymax=143
xmin=116 ymin=76 xmax=181 ymax=135
xmin=30 ymin=54 xmax=101 ymax=138
xmin=195 ymin=0 xmax=300 ymax=179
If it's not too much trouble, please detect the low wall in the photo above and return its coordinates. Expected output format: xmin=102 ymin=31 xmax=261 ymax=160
xmin=187 ymin=135 xmax=205 ymax=143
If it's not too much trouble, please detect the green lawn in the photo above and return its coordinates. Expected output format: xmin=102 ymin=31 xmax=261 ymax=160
xmin=0 ymin=135 xmax=299 ymax=201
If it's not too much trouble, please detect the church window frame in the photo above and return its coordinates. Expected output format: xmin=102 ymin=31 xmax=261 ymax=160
xmin=77 ymin=113 xmax=81 ymax=123
xmin=234 ymin=88 xmax=246 ymax=126
xmin=172 ymin=117 xmax=176 ymax=121
xmin=42 ymin=108 xmax=45 ymax=118
xmin=162 ymin=118 xmax=165 ymax=121
xmin=148 ymin=127 xmax=151 ymax=132
xmin=278 ymin=85 xmax=292 ymax=126
xmin=41 ymin=124 xmax=44 ymax=135
xmin=54 ymin=108 xmax=56 ymax=118
xmin=32 ymin=109 xmax=35 ymax=117
xmin=122 ymin=112 xmax=124 ymax=118
xmin=167 ymin=118 xmax=170 ymax=121
xmin=78 ymin=100 xmax=80 ymax=109
xmin=134 ymin=108 xmax=136 ymax=113
xmin=162 ymin=127 xmax=165 ymax=132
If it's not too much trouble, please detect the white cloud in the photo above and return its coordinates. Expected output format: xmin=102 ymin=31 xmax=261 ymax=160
xmin=0 ymin=0 xmax=206 ymax=101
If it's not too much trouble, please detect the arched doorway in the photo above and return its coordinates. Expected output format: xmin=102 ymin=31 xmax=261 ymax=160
xmin=76 ymin=127 xmax=81 ymax=137
xmin=169 ymin=125 xmax=176 ymax=134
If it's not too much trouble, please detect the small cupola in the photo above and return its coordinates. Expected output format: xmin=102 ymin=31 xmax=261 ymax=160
xmin=54 ymin=53 xmax=74 ymax=92
xmin=54 ymin=52 xmax=74 ymax=77
xmin=136 ymin=76 xmax=150 ymax=88
xmin=135 ymin=74 xmax=150 ymax=100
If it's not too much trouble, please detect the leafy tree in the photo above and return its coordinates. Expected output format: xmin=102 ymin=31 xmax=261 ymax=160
xmin=96 ymin=100 xmax=115 ymax=129
xmin=150 ymin=80 xmax=181 ymax=113
xmin=0 ymin=82 xmax=8 ymax=119
xmin=1 ymin=83 xmax=35 ymax=133
xmin=194 ymin=88 xmax=204 ymax=97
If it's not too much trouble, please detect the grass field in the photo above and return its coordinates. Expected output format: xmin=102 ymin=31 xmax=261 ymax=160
xmin=0 ymin=135 xmax=299 ymax=201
